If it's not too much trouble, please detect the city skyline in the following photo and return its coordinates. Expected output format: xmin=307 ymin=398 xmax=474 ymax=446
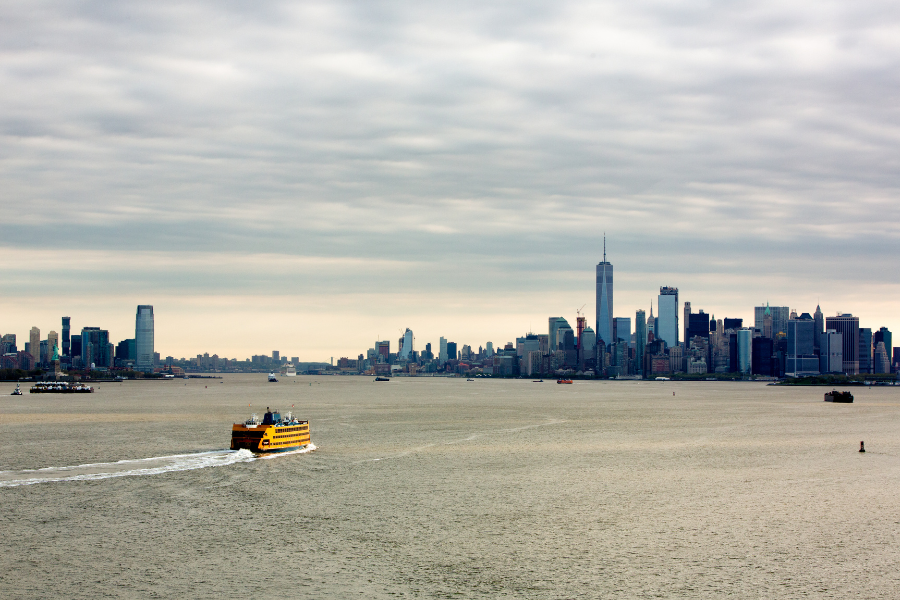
xmin=1 ymin=2 xmax=899 ymax=359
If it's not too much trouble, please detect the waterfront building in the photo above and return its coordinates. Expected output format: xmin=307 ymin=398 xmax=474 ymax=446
xmin=399 ymin=328 xmax=414 ymax=360
xmin=81 ymin=327 xmax=112 ymax=369
xmin=656 ymin=287 xmax=679 ymax=349
xmin=29 ymin=326 xmax=40 ymax=363
xmin=786 ymin=318 xmax=818 ymax=376
xmin=820 ymin=330 xmax=844 ymax=373
xmin=737 ymin=329 xmax=752 ymax=374
xmin=825 ymin=314 xmax=860 ymax=375
xmin=859 ymin=328 xmax=873 ymax=375
xmin=135 ymin=305 xmax=155 ymax=373
xmin=635 ymin=309 xmax=647 ymax=377
xmin=595 ymin=237 xmax=614 ymax=347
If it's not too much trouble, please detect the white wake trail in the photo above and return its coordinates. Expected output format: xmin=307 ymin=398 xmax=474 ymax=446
xmin=0 ymin=449 xmax=258 ymax=487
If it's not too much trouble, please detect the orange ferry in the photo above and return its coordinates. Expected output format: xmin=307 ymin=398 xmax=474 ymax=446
xmin=231 ymin=407 xmax=310 ymax=453
xmin=556 ymin=379 xmax=573 ymax=384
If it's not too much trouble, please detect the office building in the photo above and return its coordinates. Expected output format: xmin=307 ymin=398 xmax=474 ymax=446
xmin=752 ymin=337 xmax=774 ymax=376
xmin=376 ymin=340 xmax=390 ymax=362
xmin=825 ymin=314 xmax=859 ymax=375
xmin=820 ymin=330 xmax=843 ymax=373
xmin=29 ymin=327 xmax=40 ymax=362
xmin=683 ymin=302 xmax=691 ymax=346
xmin=635 ymin=309 xmax=647 ymax=376
xmin=485 ymin=341 xmax=493 ymax=358
xmin=62 ymin=317 xmax=71 ymax=357
xmin=723 ymin=318 xmax=743 ymax=331
xmin=858 ymin=328 xmax=872 ymax=375
xmin=813 ymin=305 xmax=824 ymax=351
xmin=786 ymin=318 xmax=818 ymax=376
xmin=446 ymin=342 xmax=458 ymax=361
xmin=47 ymin=331 xmax=59 ymax=357
xmin=135 ymin=305 xmax=155 ymax=373
xmin=579 ymin=327 xmax=596 ymax=371
xmin=549 ymin=317 xmax=568 ymax=352
xmin=614 ymin=317 xmax=631 ymax=344
xmin=81 ymin=327 xmax=111 ymax=369
xmin=688 ymin=310 xmax=710 ymax=340
xmin=737 ymin=329 xmax=752 ymax=374
xmin=754 ymin=305 xmax=790 ymax=338
xmin=874 ymin=342 xmax=890 ymax=374
xmin=595 ymin=237 xmax=614 ymax=346
xmin=874 ymin=328 xmax=892 ymax=367
xmin=399 ymin=328 xmax=414 ymax=360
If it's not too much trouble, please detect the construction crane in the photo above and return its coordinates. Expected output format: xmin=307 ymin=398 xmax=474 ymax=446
xmin=576 ymin=304 xmax=585 ymax=318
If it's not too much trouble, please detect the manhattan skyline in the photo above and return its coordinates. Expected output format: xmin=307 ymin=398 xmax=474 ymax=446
xmin=1 ymin=2 xmax=898 ymax=359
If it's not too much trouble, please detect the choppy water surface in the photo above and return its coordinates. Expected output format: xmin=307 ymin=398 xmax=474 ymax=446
xmin=1 ymin=376 xmax=898 ymax=598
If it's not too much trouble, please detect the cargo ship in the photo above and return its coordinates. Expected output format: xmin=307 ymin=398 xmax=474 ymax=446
xmin=30 ymin=381 xmax=94 ymax=394
xmin=231 ymin=407 xmax=310 ymax=453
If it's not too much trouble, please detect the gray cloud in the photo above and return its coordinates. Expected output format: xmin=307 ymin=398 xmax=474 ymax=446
xmin=2 ymin=0 xmax=899 ymax=354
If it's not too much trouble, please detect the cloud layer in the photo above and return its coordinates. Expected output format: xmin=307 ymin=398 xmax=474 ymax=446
xmin=2 ymin=1 xmax=899 ymax=357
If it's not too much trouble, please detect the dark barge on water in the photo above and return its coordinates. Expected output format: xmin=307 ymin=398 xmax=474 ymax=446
xmin=824 ymin=390 xmax=854 ymax=403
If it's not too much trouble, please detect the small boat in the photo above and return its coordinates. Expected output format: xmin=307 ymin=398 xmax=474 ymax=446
xmin=824 ymin=390 xmax=853 ymax=403
xmin=267 ymin=373 xmax=278 ymax=382
xmin=557 ymin=379 xmax=573 ymax=384
xmin=467 ymin=378 xmax=474 ymax=381
xmin=11 ymin=383 xmax=22 ymax=396
xmin=374 ymin=376 xmax=390 ymax=382
xmin=533 ymin=379 xmax=543 ymax=383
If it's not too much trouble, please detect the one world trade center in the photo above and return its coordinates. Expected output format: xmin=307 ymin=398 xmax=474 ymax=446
xmin=596 ymin=237 xmax=614 ymax=347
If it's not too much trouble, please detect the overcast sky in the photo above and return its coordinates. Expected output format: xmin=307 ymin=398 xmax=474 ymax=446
xmin=2 ymin=0 xmax=899 ymax=359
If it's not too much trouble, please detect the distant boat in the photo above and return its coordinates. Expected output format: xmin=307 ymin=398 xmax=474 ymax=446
xmin=533 ymin=379 xmax=543 ymax=383
xmin=281 ymin=363 xmax=297 ymax=377
xmin=374 ymin=376 xmax=390 ymax=382
xmin=11 ymin=383 xmax=22 ymax=396
xmin=824 ymin=390 xmax=853 ymax=403
xmin=268 ymin=373 xmax=278 ymax=382
xmin=557 ymin=379 xmax=573 ymax=384
xmin=467 ymin=378 xmax=474 ymax=381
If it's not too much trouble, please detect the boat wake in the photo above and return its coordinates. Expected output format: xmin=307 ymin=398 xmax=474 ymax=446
xmin=0 ymin=444 xmax=315 ymax=488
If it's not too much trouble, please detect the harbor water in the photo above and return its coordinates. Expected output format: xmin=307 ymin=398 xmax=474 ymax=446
xmin=1 ymin=376 xmax=898 ymax=598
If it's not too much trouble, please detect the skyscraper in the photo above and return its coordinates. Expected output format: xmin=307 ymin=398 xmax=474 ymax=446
xmin=62 ymin=317 xmax=71 ymax=357
xmin=755 ymin=305 xmax=790 ymax=338
xmin=859 ymin=328 xmax=873 ymax=375
xmin=399 ymin=328 xmax=414 ymax=360
xmin=595 ymin=237 xmax=613 ymax=346
xmin=135 ymin=305 xmax=155 ymax=373
xmin=614 ymin=317 xmax=632 ymax=344
xmin=657 ymin=286 xmax=679 ymax=348
xmin=439 ymin=337 xmax=448 ymax=363
xmin=29 ymin=327 xmax=40 ymax=363
xmin=737 ymin=329 xmax=753 ymax=374
xmin=825 ymin=314 xmax=859 ymax=375
xmin=683 ymin=302 xmax=691 ymax=346
xmin=635 ymin=309 xmax=647 ymax=377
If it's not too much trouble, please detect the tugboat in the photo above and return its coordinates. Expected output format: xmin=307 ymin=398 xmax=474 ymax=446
xmin=231 ymin=407 xmax=310 ymax=453
xmin=11 ymin=383 xmax=22 ymax=396
xmin=374 ymin=376 xmax=390 ymax=382
xmin=824 ymin=390 xmax=854 ymax=403
xmin=267 ymin=372 xmax=278 ymax=382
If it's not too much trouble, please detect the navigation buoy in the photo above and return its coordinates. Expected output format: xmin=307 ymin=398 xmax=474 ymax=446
xmin=673 ymin=392 xmax=675 ymax=396
xmin=860 ymin=441 xmax=866 ymax=453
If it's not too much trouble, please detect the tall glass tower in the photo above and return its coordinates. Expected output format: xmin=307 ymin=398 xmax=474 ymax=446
xmin=596 ymin=236 xmax=614 ymax=346
xmin=657 ymin=287 xmax=679 ymax=349
xmin=135 ymin=305 xmax=155 ymax=373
